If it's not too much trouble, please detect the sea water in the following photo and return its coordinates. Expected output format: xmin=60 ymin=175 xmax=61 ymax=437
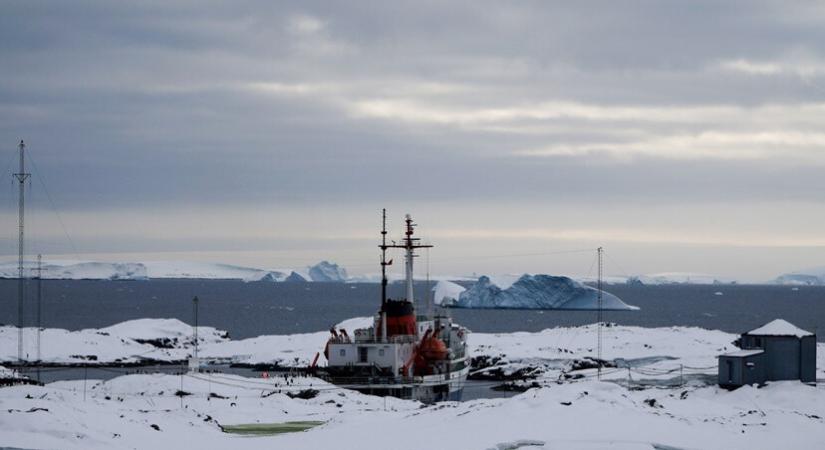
xmin=1 ymin=279 xmax=821 ymax=341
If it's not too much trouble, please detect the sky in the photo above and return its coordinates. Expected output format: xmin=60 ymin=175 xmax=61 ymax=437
xmin=1 ymin=1 xmax=825 ymax=281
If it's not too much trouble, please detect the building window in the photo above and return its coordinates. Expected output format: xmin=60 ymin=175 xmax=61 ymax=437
xmin=359 ymin=347 xmax=368 ymax=363
xmin=339 ymin=349 xmax=346 ymax=357
xmin=755 ymin=337 xmax=762 ymax=347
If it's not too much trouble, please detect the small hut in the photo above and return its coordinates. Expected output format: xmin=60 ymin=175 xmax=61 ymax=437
xmin=718 ymin=319 xmax=816 ymax=388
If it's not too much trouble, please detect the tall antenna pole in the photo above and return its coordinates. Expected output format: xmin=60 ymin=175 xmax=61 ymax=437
xmin=193 ymin=296 xmax=199 ymax=360
xmin=597 ymin=246 xmax=603 ymax=380
xmin=14 ymin=140 xmax=30 ymax=364
xmin=36 ymin=255 xmax=42 ymax=362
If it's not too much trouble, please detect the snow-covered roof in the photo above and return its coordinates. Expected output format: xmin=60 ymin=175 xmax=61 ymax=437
xmin=721 ymin=349 xmax=764 ymax=358
xmin=745 ymin=319 xmax=813 ymax=338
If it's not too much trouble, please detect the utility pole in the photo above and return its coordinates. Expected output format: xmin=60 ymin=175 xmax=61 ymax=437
xmin=36 ymin=254 xmax=43 ymax=381
xmin=14 ymin=140 xmax=30 ymax=364
xmin=191 ymin=296 xmax=199 ymax=373
xmin=597 ymin=246 xmax=603 ymax=381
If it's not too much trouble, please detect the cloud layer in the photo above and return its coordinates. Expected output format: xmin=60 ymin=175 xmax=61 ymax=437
xmin=1 ymin=1 xmax=824 ymax=279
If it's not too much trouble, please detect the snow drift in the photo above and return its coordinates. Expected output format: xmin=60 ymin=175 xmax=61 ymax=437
xmin=438 ymin=274 xmax=639 ymax=310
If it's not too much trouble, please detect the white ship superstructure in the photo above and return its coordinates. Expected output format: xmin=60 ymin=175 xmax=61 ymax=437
xmin=320 ymin=212 xmax=469 ymax=402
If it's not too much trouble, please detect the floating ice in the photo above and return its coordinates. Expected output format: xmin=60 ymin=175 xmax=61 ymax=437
xmin=440 ymin=274 xmax=639 ymax=310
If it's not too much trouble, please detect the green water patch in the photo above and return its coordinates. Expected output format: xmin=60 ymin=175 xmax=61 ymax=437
xmin=221 ymin=421 xmax=325 ymax=436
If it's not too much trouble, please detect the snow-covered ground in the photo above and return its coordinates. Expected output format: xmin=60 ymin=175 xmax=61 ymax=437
xmin=0 ymin=318 xmax=372 ymax=367
xmin=1 ymin=364 xmax=823 ymax=449
xmin=2 ymin=317 xmax=824 ymax=449
xmin=3 ymin=318 xmax=822 ymax=385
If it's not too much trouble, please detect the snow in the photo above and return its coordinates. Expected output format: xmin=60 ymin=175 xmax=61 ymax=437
xmin=442 ymin=275 xmax=639 ymax=310
xmin=1 ymin=368 xmax=824 ymax=449
xmin=0 ymin=317 xmax=372 ymax=367
xmin=723 ymin=349 xmax=765 ymax=357
xmin=1 ymin=318 xmax=824 ymax=449
xmin=746 ymin=319 xmax=814 ymax=338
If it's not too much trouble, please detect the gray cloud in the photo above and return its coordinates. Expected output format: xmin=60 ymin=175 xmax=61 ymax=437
xmin=1 ymin=1 xmax=824 ymax=278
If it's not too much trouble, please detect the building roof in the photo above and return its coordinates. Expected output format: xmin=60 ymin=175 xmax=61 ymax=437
xmin=720 ymin=349 xmax=764 ymax=358
xmin=746 ymin=319 xmax=813 ymax=338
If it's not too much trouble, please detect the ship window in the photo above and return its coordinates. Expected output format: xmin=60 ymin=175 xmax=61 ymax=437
xmin=339 ymin=349 xmax=346 ymax=357
xmin=359 ymin=347 xmax=368 ymax=363
xmin=378 ymin=349 xmax=385 ymax=357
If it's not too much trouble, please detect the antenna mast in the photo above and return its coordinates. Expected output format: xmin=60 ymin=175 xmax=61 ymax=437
xmin=387 ymin=214 xmax=432 ymax=315
xmin=597 ymin=246 xmax=603 ymax=380
xmin=380 ymin=209 xmax=389 ymax=307
xmin=14 ymin=140 xmax=30 ymax=363
xmin=36 ymin=254 xmax=42 ymax=369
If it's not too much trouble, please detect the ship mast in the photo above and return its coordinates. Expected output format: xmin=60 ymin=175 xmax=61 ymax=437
xmin=14 ymin=140 xmax=30 ymax=363
xmin=380 ymin=209 xmax=389 ymax=307
xmin=388 ymin=214 xmax=432 ymax=314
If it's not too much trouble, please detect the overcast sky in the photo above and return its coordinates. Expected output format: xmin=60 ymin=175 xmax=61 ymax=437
xmin=2 ymin=1 xmax=825 ymax=281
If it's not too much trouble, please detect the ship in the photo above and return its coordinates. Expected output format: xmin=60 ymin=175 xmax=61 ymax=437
xmin=317 ymin=211 xmax=469 ymax=403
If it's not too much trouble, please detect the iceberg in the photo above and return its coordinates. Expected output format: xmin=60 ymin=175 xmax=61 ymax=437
xmin=308 ymin=261 xmax=348 ymax=282
xmin=283 ymin=271 xmax=309 ymax=283
xmin=626 ymin=272 xmax=736 ymax=285
xmin=0 ymin=260 xmax=351 ymax=283
xmin=441 ymin=274 xmax=639 ymax=310
xmin=773 ymin=267 xmax=825 ymax=285
xmin=432 ymin=280 xmax=467 ymax=306
xmin=0 ymin=261 xmax=149 ymax=281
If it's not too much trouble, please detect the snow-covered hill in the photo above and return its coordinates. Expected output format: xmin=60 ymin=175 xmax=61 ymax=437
xmin=1 ymin=318 xmax=824 ymax=450
xmin=435 ymin=275 xmax=639 ymax=310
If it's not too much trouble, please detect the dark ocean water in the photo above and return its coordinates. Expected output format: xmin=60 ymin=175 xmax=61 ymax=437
xmin=0 ymin=279 xmax=822 ymax=341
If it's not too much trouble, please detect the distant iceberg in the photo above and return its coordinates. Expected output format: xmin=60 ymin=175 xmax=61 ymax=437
xmin=308 ymin=261 xmax=348 ymax=282
xmin=283 ymin=271 xmax=309 ymax=283
xmin=0 ymin=261 xmax=149 ymax=281
xmin=0 ymin=260 xmax=348 ymax=283
xmin=438 ymin=274 xmax=639 ymax=311
xmin=625 ymin=272 xmax=736 ymax=285
xmin=773 ymin=267 xmax=825 ymax=285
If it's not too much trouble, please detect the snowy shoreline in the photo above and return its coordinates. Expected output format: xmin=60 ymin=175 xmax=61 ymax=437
xmin=1 ymin=317 xmax=824 ymax=449
xmin=3 ymin=318 xmax=823 ymax=383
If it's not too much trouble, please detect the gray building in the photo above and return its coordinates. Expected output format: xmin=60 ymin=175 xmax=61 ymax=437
xmin=718 ymin=319 xmax=816 ymax=388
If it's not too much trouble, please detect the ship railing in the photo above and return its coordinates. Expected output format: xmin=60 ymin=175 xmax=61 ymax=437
xmin=346 ymin=334 xmax=417 ymax=344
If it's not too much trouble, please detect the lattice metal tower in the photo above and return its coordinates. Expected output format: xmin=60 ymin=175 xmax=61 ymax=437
xmin=14 ymin=140 xmax=30 ymax=363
